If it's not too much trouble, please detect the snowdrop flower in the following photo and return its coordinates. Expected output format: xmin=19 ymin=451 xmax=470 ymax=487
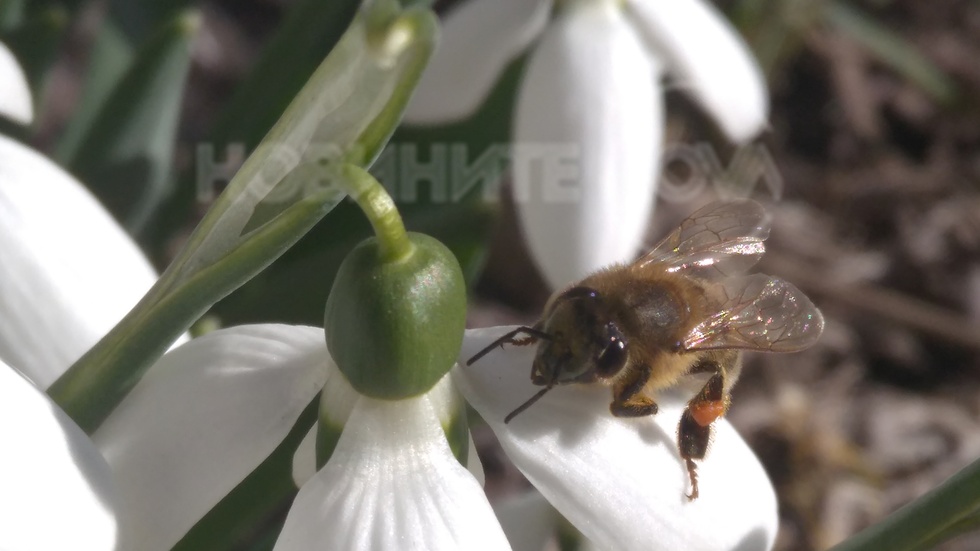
xmin=455 ymin=327 xmax=779 ymax=551
xmin=1 ymin=359 xmax=118 ymax=551
xmin=0 ymin=134 xmax=328 ymax=550
xmin=275 ymin=367 xmax=510 ymax=550
xmin=404 ymin=0 xmax=768 ymax=288
xmin=0 ymin=41 xmax=32 ymax=125
xmin=0 ymin=134 xmax=161 ymax=388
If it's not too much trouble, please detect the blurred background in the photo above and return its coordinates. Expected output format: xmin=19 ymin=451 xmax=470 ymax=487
xmin=3 ymin=0 xmax=980 ymax=549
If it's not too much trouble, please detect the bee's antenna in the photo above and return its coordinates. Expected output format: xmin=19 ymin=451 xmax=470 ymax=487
xmin=504 ymin=380 xmax=557 ymax=424
xmin=466 ymin=326 xmax=552 ymax=366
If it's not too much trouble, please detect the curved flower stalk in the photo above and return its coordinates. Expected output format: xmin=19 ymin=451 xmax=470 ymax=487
xmin=404 ymin=0 xmax=768 ymax=288
xmin=0 ymin=41 xmax=32 ymax=125
xmin=455 ymin=327 xmax=779 ymax=551
xmin=275 ymin=370 xmax=511 ymax=551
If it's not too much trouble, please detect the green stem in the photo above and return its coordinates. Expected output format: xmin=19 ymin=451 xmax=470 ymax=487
xmin=828 ymin=458 xmax=980 ymax=551
xmin=341 ymin=164 xmax=411 ymax=262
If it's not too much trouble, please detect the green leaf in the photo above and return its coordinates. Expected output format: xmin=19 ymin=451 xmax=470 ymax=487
xmin=828 ymin=456 xmax=980 ymax=551
xmin=55 ymin=0 xmax=194 ymax=163
xmin=69 ymin=10 xmax=198 ymax=235
xmin=54 ymin=22 xmax=132 ymax=163
xmin=0 ymin=0 xmax=25 ymax=31
xmin=826 ymin=0 xmax=957 ymax=104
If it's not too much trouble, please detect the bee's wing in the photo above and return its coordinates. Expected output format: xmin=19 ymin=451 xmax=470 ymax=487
xmin=638 ymin=199 xmax=771 ymax=280
xmin=683 ymin=274 xmax=825 ymax=353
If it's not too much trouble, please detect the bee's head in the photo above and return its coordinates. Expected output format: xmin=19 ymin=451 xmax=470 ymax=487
xmin=531 ymin=286 xmax=629 ymax=386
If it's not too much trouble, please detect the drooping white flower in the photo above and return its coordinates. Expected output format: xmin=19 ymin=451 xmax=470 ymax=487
xmin=275 ymin=371 xmax=511 ymax=551
xmin=0 ymin=136 xmax=326 ymax=549
xmin=0 ymin=133 xmax=160 ymax=388
xmin=405 ymin=0 xmax=767 ymax=288
xmin=0 ymin=359 xmax=118 ymax=551
xmin=455 ymin=327 xmax=779 ymax=551
xmin=0 ymin=41 xmax=32 ymax=125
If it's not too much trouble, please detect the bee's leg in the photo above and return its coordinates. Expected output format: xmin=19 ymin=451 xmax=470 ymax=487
xmin=609 ymin=363 xmax=659 ymax=417
xmin=678 ymin=361 xmax=729 ymax=501
xmin=466 ymin=326 xmax=551 ymax=366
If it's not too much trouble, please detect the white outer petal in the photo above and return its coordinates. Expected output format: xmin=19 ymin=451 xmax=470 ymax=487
xmin=290 ymin=371 xmax=485 ymax=488
xmin=513 ymin=0 xmax=661 ymax=289
xmin=403 ymin=0 xmax=553 ymax=124
xmin=0 ymin=134 xmax=159 ymax=388
xmin=93 ymin=324 xmax=329 ymax=551
xmin=0 ymin=361 xmax=117 ymax=551
xmin=625 ymin=0 xmax=768 ymax=141
xmin=274 ymin=394 xmax=511 ymax=551
xmin=456 ymin=327 xmax=778 ymax=551
xmin=0 ymin=41 xmax=33 ymax=124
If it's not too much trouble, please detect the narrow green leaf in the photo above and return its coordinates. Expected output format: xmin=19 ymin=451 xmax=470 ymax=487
xmin=107 ymin=0 xmax=195 ymax=44
xmin=69 ymin=11 xmax=197 ymax=235
xmin=907 ymin=509 xmax=980 ymax=551
xmin=828 ymin=457 xmax=980 ymax=551
xmin=54 ymin=0 xmax=193 ymax=163
xmin=0 ymin=0 xmax=25 ymax=31
xmin=826 ymin=0 xmax=957 ymax=104
xmin=54 ymin=20 xmax=133 ymax=163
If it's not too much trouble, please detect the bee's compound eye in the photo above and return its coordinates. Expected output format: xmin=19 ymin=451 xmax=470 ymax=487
xmin=596 ymin=337 xmax=627 ymax=377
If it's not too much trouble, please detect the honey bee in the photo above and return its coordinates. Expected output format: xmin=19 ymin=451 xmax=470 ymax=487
xmin=468 ymin=199 xmax=824 ymax=500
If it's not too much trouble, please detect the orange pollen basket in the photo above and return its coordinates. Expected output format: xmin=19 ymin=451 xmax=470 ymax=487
xmin=691 ymin=400 xmax=726 ymax=427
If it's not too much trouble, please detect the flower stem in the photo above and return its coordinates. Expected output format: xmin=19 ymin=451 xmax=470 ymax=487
xmin=340 ymin=164 xmax=411 ymax=262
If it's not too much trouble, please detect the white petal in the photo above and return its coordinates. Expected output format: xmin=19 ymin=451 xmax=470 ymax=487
xmin=0 ymin=361 xmax=117 ymax=551
xmin=274 ymin=393 xmax=511 ymax=551
xmin=625 ymin=0 xmax=768 ymax=141
xmin=0 ymin=41 xmax=33 ymax=125
xmin=513 ymin=0 xmax=661 ymax=289
xmin=456 ymin=327 xmax=778 ymax=551
xmin=291 ymin=372 xmax=486 ymax=488
xmin=93 ymin=324 xmax=329 ymax=551
xmin=402 ymin=0 xmax=553 ymax=123
xmin=292 ymin=426 xmax=319 ymax=488
xmin=0 ymin=134 xmax=159 ymax=388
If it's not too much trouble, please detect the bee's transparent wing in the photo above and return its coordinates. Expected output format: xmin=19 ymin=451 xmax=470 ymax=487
xmin=683 ymin=274 xmax=825 ymax=353
xmin=639 ymin=199 xmax=771 ymax=280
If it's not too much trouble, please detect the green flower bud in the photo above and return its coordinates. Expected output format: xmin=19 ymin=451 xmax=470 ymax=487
xmin=324 ymin=232 xmax=466 ymax=399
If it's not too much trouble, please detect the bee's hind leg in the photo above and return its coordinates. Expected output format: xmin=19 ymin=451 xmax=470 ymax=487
xmin=678 ymin=360 xmax=730 ymax=501
xmin=609 ymin=363 xmax=659 ymax=417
